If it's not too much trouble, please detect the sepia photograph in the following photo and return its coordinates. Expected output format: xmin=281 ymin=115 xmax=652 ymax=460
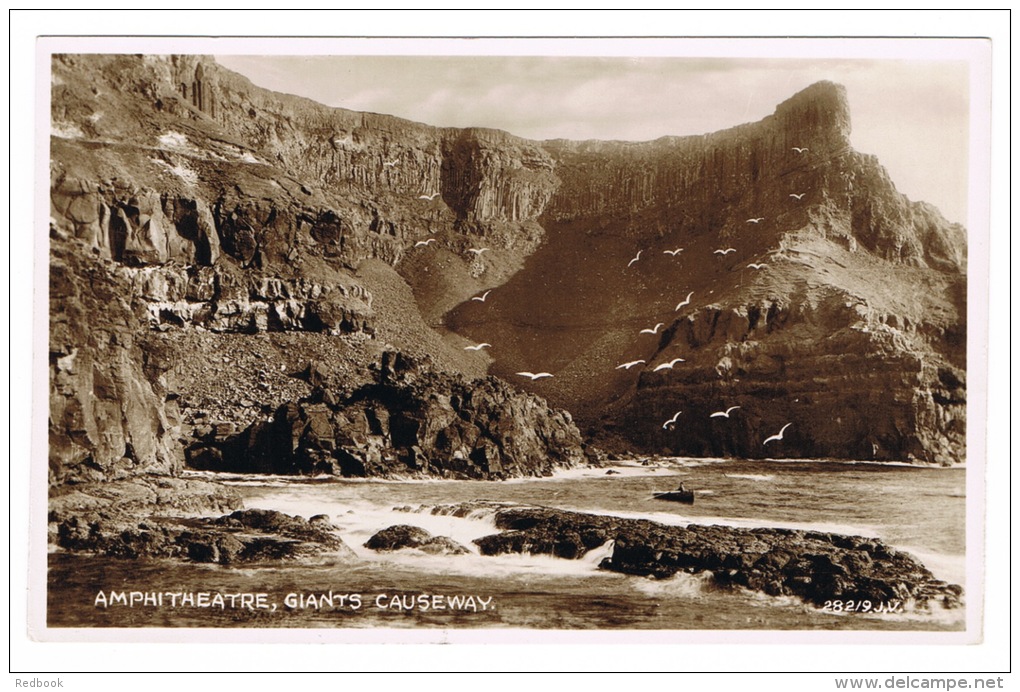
xmin=15 ymin=14 xmax=1006 ymax=679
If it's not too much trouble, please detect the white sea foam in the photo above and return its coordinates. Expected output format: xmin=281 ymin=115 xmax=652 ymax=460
xmin=183 ymin=470 xmax=334 ymax=486
xmin=723 ymin=473 xmax=776 ymax=482
xmin=239 ymin=489 xmax=625 ymax=580
xmin=631 ymin=570 xmax=715 ymax=598
xmin=892 ymin=545 xmax=967 ymax=586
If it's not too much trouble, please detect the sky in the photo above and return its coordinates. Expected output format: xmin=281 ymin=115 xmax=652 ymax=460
xmin=217 ymin=47 xmax=978 ymax=225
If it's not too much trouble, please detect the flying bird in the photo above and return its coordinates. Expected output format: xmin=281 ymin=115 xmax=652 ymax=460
xmin=714 ymin=248 xmax=737 ymax=255
xmin=640 ymin=323 xmax=665 ymax=335
xmin=710 ymin=406 xmax=741 ymax=419
xmin=464 ymin=343 xmax=491 ymax=351
xmin=662 ymin=410 xmax=682 ymax=429
xmin=468 ymin=247 xmax=489 ymax=255
xmin=663 ymin=248 xmax=684 ymax=256
xmin=471 ymin=290 xmax=492 ymax=302
xmin=675 ymin=292 xmax=694 ymax=311
xmin=747 ymin=262 xmax=767 ymax=270
xmin=789 ymin=193 xmax=806 ymax=200
xmin=418 ymin=192 xmax=440 ymax=200
xmin=791 ymin=147 xmax=808 ymax=154
xmin=763 ymin=423 xmax=793 ymax=445
xmin=653 ymin=358 xmax=686 ymax=372
xmin=516 ymin=372 xmax=553 ymax=380
xmin=615 ymin=360 xmax=646 ymax=370
xmin=627 ymin=250 xmax=643 ymax=267
xmin=414 ymin=238 xmax=436 ymax=248
xmin=383 ymin=159 xmax=399 ymax=167
xmin=746 ymin=217 xmax=764 ymax=224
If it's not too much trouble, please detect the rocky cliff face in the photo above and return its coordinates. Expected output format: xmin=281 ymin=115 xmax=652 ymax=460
xmin=48 ymin=54 xmax=967 ymax=484
xmin=49 ymin=240 xmax=183 ymax=483
xmin=187 ymin=352 xmax=586 ymax=479
xmin=48 ymin=53 xmax=570 ymax=484
xmin=447 ymin=82 xmax=966 ymax=464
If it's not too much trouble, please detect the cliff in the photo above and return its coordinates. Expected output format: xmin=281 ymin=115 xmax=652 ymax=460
xmin=447 ymin=82 xmax=966 ymax=464
xmin=48 ymin=54 xmax=967 ymax=485
xmin=47 ymin=53 xmax=549 ymax=483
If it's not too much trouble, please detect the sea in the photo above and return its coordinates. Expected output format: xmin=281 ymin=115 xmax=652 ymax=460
xmin=47 ymin=458 xmax=967 ymax=632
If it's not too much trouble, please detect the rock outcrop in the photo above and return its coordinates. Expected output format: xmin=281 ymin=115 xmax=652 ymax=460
xmin=49 ymin=241 xmax=184 ymax=484
xmin=187 ymin=351 xmax=586 ymax=479
xmin=48 ymin=476 xmax=242 ymax=526
xmin=122 ymin=263 xmax=373 ymax=335
xmin=364 ymin=525 xmax=469 ymax=555
xmin=56 ymin=507 xmax=354 ymax=564
xmin=431 ymin=503 xmax=962 ymax=609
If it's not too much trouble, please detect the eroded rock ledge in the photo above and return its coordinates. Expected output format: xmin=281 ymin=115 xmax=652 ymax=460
xmin=54 ymin=503 xmax=353 ymax=565
xmin=427 ymin=502 xmax=962 ymax=609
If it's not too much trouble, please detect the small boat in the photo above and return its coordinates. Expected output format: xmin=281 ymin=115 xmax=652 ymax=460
xmin=653 ymin=483 xmax=695 ymax=504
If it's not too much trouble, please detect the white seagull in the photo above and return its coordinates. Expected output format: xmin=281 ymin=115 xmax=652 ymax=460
xmin=653 ymin=358 xmax=686 ymax=372
xmin=414 ymin=238 xmax=436 ymax=248
xmin=418 ymin=192 xmax=439 ymax=200
xmin=747 ymin=262 xmax=767 ymax=270
xmin=640 ymin=323 xmax=665 ymax=335
xmin=710 ymin=406 xmax=741 ymax=418
xmin=662 ymin=411 xmax=682 ymax=429
xmin=464 ymin=343 xmax=491 ymax=351
xmin=746 ymin=217 xmax=764 ymax=224
xmin=763 ymin=423 xmax=793 ymax=445
xmin=791 ymin=147 xmax=809 ymax=154
xmin=714 ymin=248 xmax=737 ymax=255
xmin=516 ymin=372 xmax=553 ymax=381
xmin=615 ymin=360 xmax=646 ymax=370
xmin=471 ymin=290 xmax=492 ymax=302
xmin=663 ymin=248 xmax=684 ymax=256
xmin=789 ymin=193 xmax=806 ymax=200
xmin=675 ymin=292 xmax=694 ymax=311
xmin=468 ymin=247 xmax=489 ymax=255
xmin=627 ymin=250 xmax=643 ymax=267
xmin=383 ymin=159 xmax=399 ymax=167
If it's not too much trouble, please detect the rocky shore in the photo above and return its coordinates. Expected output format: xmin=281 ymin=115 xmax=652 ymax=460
xmin=421 ymin=502 xmax=963 ymax=610
xmin=50 ymin=478 xmax=353 ymax=565
xmin=49 ymin=483 xmax=962 ymax=613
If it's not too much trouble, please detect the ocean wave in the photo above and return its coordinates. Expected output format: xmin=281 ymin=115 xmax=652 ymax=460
xmin=631 ymin=570 xmax=716 ymax=598
xmin=891 ymin=545 xmax=967 ymax=586
xmin=723 ymin=473 xmax=776 ymax=482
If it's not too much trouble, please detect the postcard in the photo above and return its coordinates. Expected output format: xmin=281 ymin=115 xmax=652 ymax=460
xmin=31 ymin=34 xmax=991 ymax=649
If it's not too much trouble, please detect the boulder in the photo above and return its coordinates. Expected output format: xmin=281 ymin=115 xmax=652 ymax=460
xmin=364 ymin=524 xmax=469 ymax=555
